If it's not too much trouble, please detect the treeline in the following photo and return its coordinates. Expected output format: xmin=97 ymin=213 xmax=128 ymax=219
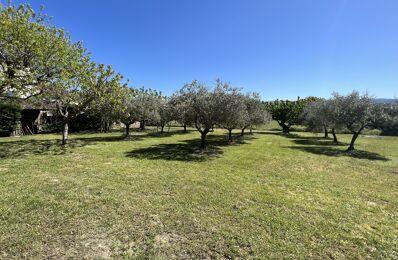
xmin=0 ymin=3 xmax=270 ymax=149
xmin=302 ymin=92 xmax=398 ymax=151
xmin=1 ymin=3 xmax=397 ymax=151
xmin=264 ymin=93 xmax=398 ymax=151
xmin=115 ymin=80 xmax=270 ymax=149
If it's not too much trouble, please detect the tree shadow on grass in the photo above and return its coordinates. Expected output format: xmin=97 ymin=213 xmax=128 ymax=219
xmin=144 ymin=131 xmax=177 ymax=138
xmin=0 ymin=135 xmax=128 ymax=159
xmin=125 ymin=135 xmax=250 ymax=162
xmin=288 ymin=146 xmax=389 ymax=161
xmin=290 ymin=138 xmax=347 ymax=147
xmin=0 ymin=129 xmax=199 ymax=159
xmin=0 ymin=139 xmax=71 ymax=159
xmin=0 ymin=131 xmax=249 ymax=160
xmin=256 ymin=131 xmax=389 ymax=161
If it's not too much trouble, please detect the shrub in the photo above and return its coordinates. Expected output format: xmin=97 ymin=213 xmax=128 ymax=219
xmin=0 ymin=102 xmax=22 ymax=136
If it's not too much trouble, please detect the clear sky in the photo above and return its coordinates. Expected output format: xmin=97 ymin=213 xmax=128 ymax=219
xmin=5 ymin=0 xmax=398 ymax=100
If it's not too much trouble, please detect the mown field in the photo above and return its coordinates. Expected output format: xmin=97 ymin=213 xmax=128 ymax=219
xmin=0 ymin=126 xmax=397 ymax=259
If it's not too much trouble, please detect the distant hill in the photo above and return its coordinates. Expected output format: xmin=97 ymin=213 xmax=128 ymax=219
xmin=373 ymin=98 xmax=398 ymax=104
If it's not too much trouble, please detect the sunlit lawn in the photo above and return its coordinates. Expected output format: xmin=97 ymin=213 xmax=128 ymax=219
xmin=0 ymin=127 xmax=397 ymax=258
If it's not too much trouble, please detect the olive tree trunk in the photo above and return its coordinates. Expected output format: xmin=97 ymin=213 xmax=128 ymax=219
xmin=347 ymin=126 xmax=364 ymax=151
xmin=241 ymin=127 xmax=246 ymax=137
xmin=200 ymin=130 xmax=209 ymax=150
xmin=125 ymin=123 xmax=131 ymax=137
xmin=280 ymin=123 xmax=290 ymax=134
xmin=139 ymin=120 xmax=145 ymax=131
xmin=347 ymin=132 xmax=360 ymax=151
xmin=331 ymin=128 xmax=338 ymax=143
xmin=324 ymin=126 xmax=329 ymax=138
xmin=228 ymin=129 xmax=233 ymax=142
xmin=62 ymin=121 xmax=69 ymax=145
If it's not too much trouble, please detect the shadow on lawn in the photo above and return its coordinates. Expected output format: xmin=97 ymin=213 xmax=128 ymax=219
xmin=125 ymin=134 xmax=250 ymax=162
xmin=0 ymin=129 xmax=195 ymax=159
xmin=0 ymin=130 xmax=245 ymax=160
xmin=257 ymin=131 xmax=388 ymax=161
xmin=280 ymin=133 xmax=388 ymax=161
xmin=288 ymin=146 xmax=389 ymax=161
xmin=0 ymin=135 xmax=127 ymax=159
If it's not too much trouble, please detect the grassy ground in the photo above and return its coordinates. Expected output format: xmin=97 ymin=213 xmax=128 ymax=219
xmin=0 ymin=126 xmax=397 ymax=259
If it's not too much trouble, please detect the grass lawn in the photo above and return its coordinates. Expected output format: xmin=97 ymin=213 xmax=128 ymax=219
xmin=0 ymin=127 xmax=397 ymax=258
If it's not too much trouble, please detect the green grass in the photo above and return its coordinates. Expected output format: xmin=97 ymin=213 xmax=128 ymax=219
xmin=0 ymin=127 xmax=397 ymax=258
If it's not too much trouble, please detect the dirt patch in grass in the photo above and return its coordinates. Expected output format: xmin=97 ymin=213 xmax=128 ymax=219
xmin=154 ymin=233 xmax=185 ymax=247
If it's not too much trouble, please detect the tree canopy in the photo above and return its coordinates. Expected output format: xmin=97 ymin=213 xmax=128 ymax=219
xmin=265 ymin=97 xmax=317 ymax=133
xmin=0 ymin=3 xmax=81 ymax=100
xmin=331 ymin=91 xmax=379 ymax=151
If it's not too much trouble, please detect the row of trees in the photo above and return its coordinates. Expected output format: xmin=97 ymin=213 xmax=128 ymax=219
xmin=114 ymin=80 xmax=270 ymax=149
xmin=169 ymin=80 xmax=270 ymax=149
xmin=302 ymin=91 xmax=397 ymax=151
xmin=0 ymin=3 xmax=270 ymax=148
xmin=264 ymin=92 xmax=397 ymax=151
xmin=1 ymin=3 xmax=397 ymax=151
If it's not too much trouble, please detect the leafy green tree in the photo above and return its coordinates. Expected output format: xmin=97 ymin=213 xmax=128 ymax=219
xmin=134 ymin=87 xmax=162 ymax=131
xmin=332 ymin=91 xmax=379 ymax=151
xmin=117 ymin=86 xmax=162 ymax=136
xmin=215 ymin=80 xmax=247 ymax=142
xmin=377 ymin=103 xmax=398 ymax=136
xmin=169 ymin=93 xmax=190 ymax=132
xmin=241 ymin=93 xmax=270 ymax=136
xmin=156 ymin=96 xmax=173 ymax=134
xmin=302 ymin=99 xmax=341 ymax=142
xmin=117 ymin=87 xmax=139 ymax=137
xmin=0 ymin=3 xmax=78 ymax=100
xmin=177 ymin=80 xmax=223 ymax=150
xmin=265 ymin=97 xmax=318 ymax=134
xmin=51 ymin=61 xmax=124 ymax=145
xmin=89 ymin=75 xmax=126 ymax=132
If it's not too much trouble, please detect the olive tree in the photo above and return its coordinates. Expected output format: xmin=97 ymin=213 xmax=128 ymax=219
xmin=302 ymin=99 xmax=342 ymax=142
xmin=332 ymin=91 xmax=379 ymax=151
xmin=156 ymin=96 xmax=174 ymax=134
xmin=215 ymin=80 xmax=247 ymax=142
xmin=176 ymin=80 xmax=222 ymax=150
xmin=169 ymin=93 xmax=190 ymax=132
xmin=377 ymin=103 xmax=398 ymax=136
xmin=241 ymin=93 xmax=271 ymax=136
xmin=117 ymin=87 xmax=138 ymax=137
xmin=134 ymin=87 xmax=161 ymax=131
xmin=88 ymin=74 xmax=126 ymax=133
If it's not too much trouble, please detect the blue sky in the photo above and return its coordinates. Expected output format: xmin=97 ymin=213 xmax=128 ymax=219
xmin=5 ymin=0 xmax=398 ymax=100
